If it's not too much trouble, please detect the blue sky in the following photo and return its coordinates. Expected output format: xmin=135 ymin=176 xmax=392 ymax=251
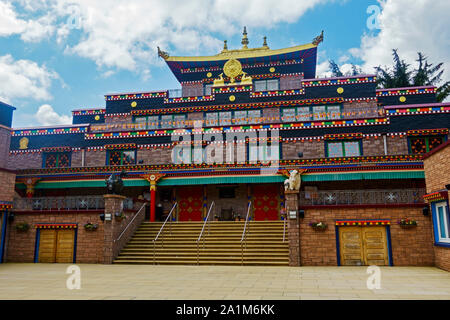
xmin=0 ymin=0 xmax=448 ymax=128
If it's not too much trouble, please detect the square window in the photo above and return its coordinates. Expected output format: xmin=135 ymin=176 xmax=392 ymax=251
xmin=282 ymin=108 xmax=296 ymax=122
xmin=161 ymin=115 xmax=173 ymax=129
xmin=173 ymin=115 xmax=186 ymax=128
xmin=297 ymin=107 xmax=310 ymax=121
xmin=267 ymin=79 xmax=279 ymax=91
xmin=327 ymin=105 xmax=341 ymax=120
xmin=219 ymin=112 xmax=232 ymax=125
xmin=147 ymin=116 xmax=159 ymax=129
xmin=43 ymin=152 xmax=71 ymax=168
xmin=206 ymin=112 xmax=218 ymax=126
xmin=248 ymin=110 xmax=261 ymax=124
xmin=234 ymin=110 xmax=247 ymax=125
xmin=327 ymin=142 xmax=344 ymax=158
xmin=312 ymin=106 xmax=326 ymax=121
xmin=254 ymin=80 xmax=267 ymax=92
xmin=344 ymin=141 xmax=361 ymax=157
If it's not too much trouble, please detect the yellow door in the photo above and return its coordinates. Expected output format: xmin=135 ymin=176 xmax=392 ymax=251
xmin=339 ymin=227 xmax=364 ymax=266
xmin=55 ymin=229 xmax=75 ymax=263
xmin=38 ymin=229 xmax=75 ymax=263
xmin=362 ymin=226 xmax=389 ymax=266
xmin=38 ymin=229 xmax=57 ymax=263
xmin=339 ymin=226 xmax=389 ymax=266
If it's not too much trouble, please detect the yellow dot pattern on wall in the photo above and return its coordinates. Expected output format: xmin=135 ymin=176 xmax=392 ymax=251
xmin=207 ymin=72 xmax=212 ymax=78
xmin=95 ymin=115 xmax=100 ymax=121
xmin=131 ymin=101 xmax=137 ymax=108
xmin=269 ymin=67 xmax=275 ymax=73
xmin=229 ymin=95 xmax=236 ymax=102
xmin=337 ymin=87 xmax=344 ymax=94
xmin=399 ymin=96 xmax=407 ymax=102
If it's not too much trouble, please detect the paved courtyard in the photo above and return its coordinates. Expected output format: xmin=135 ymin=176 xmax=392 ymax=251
xmin=0 ymin=263 xmax=450 ymax=300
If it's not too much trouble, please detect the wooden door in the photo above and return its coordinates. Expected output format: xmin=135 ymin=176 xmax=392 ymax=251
xmin=362 ymin=226 xmax=389 ymax=266
xmin=339 ymin=226 xmax=389 ymax=266
xmin=55 ymin=229 xmax=75 ymax=263
xmin=38 ymin=229 xmax=57 ymax=263
xmin=177 ymin=186 xmax=203 ymax=221
xmin=252 ymin=184 xmax=280 ymax=221
xmin=339 ymin=227 xmax=364 ymax=266
xmin=38 ymin=229 xmax=75 ymax=263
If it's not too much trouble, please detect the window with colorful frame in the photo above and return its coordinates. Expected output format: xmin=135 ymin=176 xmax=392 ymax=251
xmin=133 ymin=114 xmax=186 ymax=129
xmin=247 ymin=142 xmax=281 ymax=162
xmin=432 ymin=201 xmax=450 ymax=244
xmin=326 ymin=140 xmax=362 ymax=158
xmin=43 ymin=152 xmax=71 ymax=168
xmin=203 ymin=84 xmax=213 ymax=96
xmin=408 ymin=135 xmax=446 ymax=154
xmin=107 ymin=150 xmax=136 ymax=166
xmin=254 ymin=79 xmax=279 ymax=92
xmin=281 ymin=105 xmax=342 ymax=122
xmin=205 ymin=110 xmax=262 ymax=126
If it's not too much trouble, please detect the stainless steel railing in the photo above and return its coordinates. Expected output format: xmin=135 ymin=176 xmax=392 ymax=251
xmin=115 ymin=203 xmax=147 ymax=243
xmin=240 ymin=202 xmax=252 ymax=266
xmin=153 ymin=202 xmax=177 ymax=264
xmin=196 ymin=202 xmax=215 ymax=265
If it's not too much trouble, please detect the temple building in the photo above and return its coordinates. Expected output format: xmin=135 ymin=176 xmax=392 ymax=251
xmin=0 ymin=29 xmax=449 ymax=268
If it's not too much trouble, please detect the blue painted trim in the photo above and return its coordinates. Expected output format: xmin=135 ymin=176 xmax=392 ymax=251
xmin=431 ymin=202 xmax=440 ymax=243
xmin=434 ymin=242 xmax=450 ymax=248
xmin=73 ymin=226 xmax=78 ymax=263
xmin=335 ymin=225 xmax=341 ymax=266
xmin=386 ymin=225 xmax=394 ymax=266
xmin=34 ymin=229 xmax=40 ymax=263
xmin=0 ymin=211 xmax=8 ymax=263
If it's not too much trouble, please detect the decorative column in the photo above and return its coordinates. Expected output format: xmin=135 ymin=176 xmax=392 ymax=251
xmin=285 ymin=190 xmax=300 ymax=266
xmin=142 ymin=174 xmax=166 ymax=222
xmin=103 ymin=194 xmax=126 ymax=264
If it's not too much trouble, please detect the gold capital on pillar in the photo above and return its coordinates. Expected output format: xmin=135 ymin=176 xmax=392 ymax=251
xmin=141 ymin=173 xmax=166 ymax=222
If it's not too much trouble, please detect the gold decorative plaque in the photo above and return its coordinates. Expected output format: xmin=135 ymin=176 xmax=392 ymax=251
xmin=19 ymin=137 xmax=29 ymax=150
xmin=223 ymin=58 xmax=243 ymax=83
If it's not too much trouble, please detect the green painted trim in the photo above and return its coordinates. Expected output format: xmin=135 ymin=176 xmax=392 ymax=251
xmin=158 ymin=176 xmax=286 ymax=186
xmin=14 ymin=171 xmax=424 ymax=189
xmin=301 ymin=171 xmax=425 ymax=182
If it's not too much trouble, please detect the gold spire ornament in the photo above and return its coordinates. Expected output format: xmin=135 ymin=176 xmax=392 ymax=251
xmin=312 ymin=30 xmax=324 ymax=46
xmin=241 ymin=26 xmax=249 ymax=49
xmin=223 ymin=40 xmax=228 ymax=51
xmin=157 ymin=46 xmax=170 ymax=59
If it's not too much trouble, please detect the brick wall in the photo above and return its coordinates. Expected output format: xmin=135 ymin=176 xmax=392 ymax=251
xmin=423 ymin=143 xmax=450 ymax=193
xmin=182 ymin=83 xmax=203 ymax=97
xmin=280 ymin=74 xmax=303 ymax=90
xmin=299 ymin=207 xmax=434 ymax=266
xmin=71 ymin=150 xmax=83 ymax=167
xmin=6 ymin=211 xmax=105 ymax=263
xmin=0 ymin=126 xmax=11 ymax=168
xmin=387 ymin=136 xmax=409 ymax=155
xmin=342 ymin=101 xmax=379 ymax=119
xmin=282 ymin=140 xmax=324 ymax=160
xmin=362 ymin=136 xmax=385 ymax=156
xmin=0 ymin=171 xmax=16 ymax=203
xmin=85 ymin=150 xmax=106 ymax=167
xmin=105 ymin=115 xmax=132 ymax=124
xmin=423 ymin=143 xmax=450 ymax=272
xmin=138 ymin=148 xmax=173 ymax=165
xmin=7 ymin=152 xmax=42 ymax=170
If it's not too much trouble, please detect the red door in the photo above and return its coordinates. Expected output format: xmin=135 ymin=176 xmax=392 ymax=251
xmin=177 ymin=186 xmax=203 ymax=221
xmin=252 ymin=184 xmax=280 ymax=221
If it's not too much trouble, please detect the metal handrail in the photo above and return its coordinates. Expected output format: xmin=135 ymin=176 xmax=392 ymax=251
xmin=115 ymin=203 xmax=147 ymax=242
xmin=153 ymin=202 xmax=177 ymax=264
xmin=196 ymin=202 xmax=215 ymax=265
xmin=240 ymin=202 xmax=252 ymax=266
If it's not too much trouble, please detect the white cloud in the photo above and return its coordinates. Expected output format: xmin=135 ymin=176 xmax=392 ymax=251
xmin=0 ymin=54 xmax=59 ymax=101
xmin=3 ymin=0 xmax=333 ymax=74
xmin=0 ymin=1 xmax=27 ymax=36
xmin=35 ymin=104 xmax=71 ymax=126
xmin=350 ymin=0 xmax=450 ymax=82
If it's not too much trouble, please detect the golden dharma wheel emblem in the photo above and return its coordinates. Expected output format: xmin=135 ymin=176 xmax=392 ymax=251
xmin=337 ymin=87 xmax=344 ymax=94
xmin=206 ymin=72 xmax=212 ymax=78
xmin=131 ymin=101 xmax=137 ymax=108
xmin=223 ymin=58 xmax=242 ymax=83
xmin=399 ymin=96 xmax=406 ymax=102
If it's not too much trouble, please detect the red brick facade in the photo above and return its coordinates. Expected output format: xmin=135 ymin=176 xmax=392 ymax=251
xmin=299 ymin=207 xmax=434 ymax=266
xmin=423 ymin=142 xmax=450 ymax=272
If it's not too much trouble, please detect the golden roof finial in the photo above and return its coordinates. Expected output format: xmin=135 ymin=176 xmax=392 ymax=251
xmin=241 ymin=26 xmax=249 ymax=49
xmin=312 ymin=30 xmax=324 ymax=46
xmin=157 ymin=46 xmax=170 ymax=59
xmin=223 ymin=40 xmax=228 ymax=51
xmin=263 ymin=36 xmax=268 ymax=48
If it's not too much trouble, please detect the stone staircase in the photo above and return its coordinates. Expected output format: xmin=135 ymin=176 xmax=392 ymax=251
xmin=114 ymin=221 xmax=289 ymax=266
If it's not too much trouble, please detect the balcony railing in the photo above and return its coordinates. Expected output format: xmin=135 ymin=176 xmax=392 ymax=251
xmin=13 ymin=196 xmax=134 ymax=211
xmin=299 ymin=189 xmax=426 ymax=206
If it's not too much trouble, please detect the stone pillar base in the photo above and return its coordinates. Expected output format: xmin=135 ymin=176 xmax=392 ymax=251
xmin=285 ymin=190 xmax=300 ymax=267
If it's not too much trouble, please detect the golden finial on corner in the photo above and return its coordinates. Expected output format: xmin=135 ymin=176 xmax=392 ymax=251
xmin=223 ymin=40 xmax=228 ymax=51
xmin=241 ymin=26 xmax=249 ymax=49
xmin=312 ymin=30 xmax=324 ymax=46
xmin=157 ymin=46 xmax=170 ymax=59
